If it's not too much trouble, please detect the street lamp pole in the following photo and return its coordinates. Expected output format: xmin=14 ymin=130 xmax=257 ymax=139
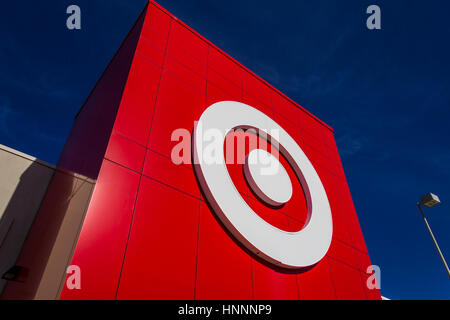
xmin=416 ymin=194 xmax=450 ymax=278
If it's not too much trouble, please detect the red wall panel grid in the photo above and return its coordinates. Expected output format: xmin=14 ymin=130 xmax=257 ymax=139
xmin=58 ymin=1 xmax=381 ymax=300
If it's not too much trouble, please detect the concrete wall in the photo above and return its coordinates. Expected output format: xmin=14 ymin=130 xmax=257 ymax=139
xmin=0 ymin=145 xmax=55 ymax=294
xmin=0 ymin=145 xmax=95 ymax=299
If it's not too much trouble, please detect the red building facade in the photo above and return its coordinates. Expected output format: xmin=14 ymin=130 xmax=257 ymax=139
xmin=51 ymin=1 xmax=380 ymax=300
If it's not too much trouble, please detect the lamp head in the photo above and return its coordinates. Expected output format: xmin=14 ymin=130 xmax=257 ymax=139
xmin=419 ymin=193 xmax=441 ymax=208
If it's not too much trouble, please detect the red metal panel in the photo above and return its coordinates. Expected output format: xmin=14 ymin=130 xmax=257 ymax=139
xmin=337 ymin=179 xmax=369 ymax=253
xmin=272 ymin=111 xmax=303 ymax=143
xmin=319 ymin=169 xmax=352 ymax=243
xmin=164 ymin=55 xmax=206 ymax=94
xmin=116 ymin=177 xmax=200 ymax=299
xmin=136 ymin=38 xmax=165 ymax=66
xmin=297 ymin=257 xmax=336 ymax=300
xmin=143 ymin=3 xmax=171 ymax=41
xmin=140 ymin=24 xmax=168 ymax=53
xmin=113 ymin=53 xmax=162 ymax=146
xmin=242 ymin=92 xmax=273 ymax=119
xmin=148 ymin=70 xmax=205 ymax=157
xmin=242 ymin=71 xmax=272 ymax=108
xmin=169 ymin=21 xmax=208 ymax=65
xmin=142 ymin=149 xmax=200 ymax=198
xmin=207 ymin=68 xmax=241 ymax=99
xmin=195 ymin=202 xmax=253 ymax=299
xmin=301 ymin=142 xmax=331 ymax=174
xmin=60 ymin=160 xmax=140 ymax=299
xmin=105 ymin=132 xmax=146 ymax=172
xmin=327 ymin=239 xmax=359 ymax=270
xmin=329 ymin=258 xmax=367 ymax=300
xmin=301 ymin=133 xmax=329 ymax=162
xmin=208 ymin=47 xmax=242 ymax=87
xmin=355 ymin=249 xmax=373 ymax=274
xmin=325 ymin=137 xmax=346 ymax=179
xmin=167 ymin=39 xmax=207 ymax=78
xmin=207 ymin=81 xmax=241 ymax=107
xmin=252 ymin=260 xmax=299 ymax=300
xmin=299 ymin=111 xmax=327 ymax=142
xmin=272 ymin=92 xmax=302 ymax=127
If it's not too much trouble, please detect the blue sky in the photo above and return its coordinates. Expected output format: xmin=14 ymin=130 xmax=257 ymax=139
xmin=1 ymin=0 xmax=449 ymax=299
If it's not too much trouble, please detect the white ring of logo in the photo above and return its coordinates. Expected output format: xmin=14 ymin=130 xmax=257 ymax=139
xmin=193 ymin=101 xmax=333 ymax=269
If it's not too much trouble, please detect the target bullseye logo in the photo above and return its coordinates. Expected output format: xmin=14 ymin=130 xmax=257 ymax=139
xmin=243 ymin=149 xmax=293 ymax=208
xmin=193 ymin=101 xmax=333 ymax=270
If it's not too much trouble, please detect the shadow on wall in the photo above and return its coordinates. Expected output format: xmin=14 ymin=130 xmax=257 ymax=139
xmin=0 ymin=147 xmax=95 ymax=300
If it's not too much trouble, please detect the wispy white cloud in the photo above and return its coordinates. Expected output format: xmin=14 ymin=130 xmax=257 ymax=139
xmin=336 ymin=131 xmax=367 ymax=158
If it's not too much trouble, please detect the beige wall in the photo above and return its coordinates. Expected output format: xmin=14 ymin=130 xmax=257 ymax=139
xmin=0 ymin=145 xmax=95 ymax=299
xmin=0 ymin=145 xmax=55 ymax=294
